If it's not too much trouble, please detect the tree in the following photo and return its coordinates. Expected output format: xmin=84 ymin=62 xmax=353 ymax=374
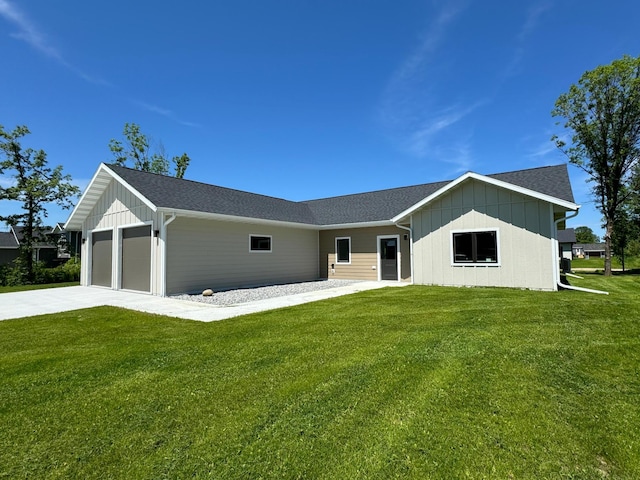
xmin=108 ymin=123 xmax=190 ymax=178
xmin=574 ymin=226 xmax=600 ymax=244
xmin=552 ymin=55 xmax=640 ymax=276
xmin=0 ymin=125 xmax=80 ymax=283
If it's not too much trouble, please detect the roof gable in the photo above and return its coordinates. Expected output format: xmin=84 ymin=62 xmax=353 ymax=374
xmin=391 ymin=166 xmax=578 ymax=223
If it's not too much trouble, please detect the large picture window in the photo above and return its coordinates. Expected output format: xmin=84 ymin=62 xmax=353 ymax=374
xmin=336 ymin=237 xmax=351 ymax=264
xmin=250 ymin=235 xmax=272 ymax=252
xmin=452 ymin=230 xmax=498 ymax=264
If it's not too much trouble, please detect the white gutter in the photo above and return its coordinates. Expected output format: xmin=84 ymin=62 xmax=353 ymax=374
xmin=394 ymin=220 xmax=414 ymax=284
xmin=160 ymin=213 xmax=177 ymax=296
xmin=554 ymin=210 xmax=609 ymax=295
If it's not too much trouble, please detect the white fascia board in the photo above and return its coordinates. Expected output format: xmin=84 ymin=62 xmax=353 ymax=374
xmin=157 ymin=208 xmax=320 ymax=230
xmin=317 ymin=220 xmax=395 ymax=230
xmin=391 ymin=171 xmax=580 ymax=223
xmin=158 ymin=209 xmax=395 ymax=231
xmin=64 ymin=163 xmax=158 ymax=230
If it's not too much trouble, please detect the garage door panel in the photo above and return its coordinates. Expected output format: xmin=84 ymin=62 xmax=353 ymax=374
xmin=122 ymin=225 xmax=151 ymax=292
xmin=91 ymin=230 xmax=112 ymax=287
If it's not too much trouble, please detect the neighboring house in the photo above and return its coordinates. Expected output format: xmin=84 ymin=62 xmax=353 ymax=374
xmin=0 ymin=225 xmax=76 ymax=267
xmin=51 ymin=222 xmax=82 ymax=260
xmin=573 ymin=243 xmax=606 ymax=259
xmin=0 ymin=230 xmax=19 ymax=266
xmin=65 ymin=163 xmax=580 ymax=295
xmin=557 ymin=228 xmax=576 ymax=260
xmin=12 ymin=226 xmax=60 ymax=266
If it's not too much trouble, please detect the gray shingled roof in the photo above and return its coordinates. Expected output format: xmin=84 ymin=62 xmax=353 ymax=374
xmin=575 ymin=243 xmax=605 ymax=252
xmin=557 ymin=228 xmax=576 ymax=243
xmin=109 ymin=163 xmax=575 ymax=226
xmin=12 ymin=226 xmax=57 ymax=248
xmin=110 ymin=165 xmax=317 ymax=225
xmin=0 ymin=232 xmax=18 ymax=248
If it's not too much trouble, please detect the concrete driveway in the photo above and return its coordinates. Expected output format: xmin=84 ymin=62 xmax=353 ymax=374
xmin=0 ymin=282 xmax=408 ymax=322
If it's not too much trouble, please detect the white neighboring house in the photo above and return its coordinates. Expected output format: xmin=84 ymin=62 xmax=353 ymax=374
xmin=65 ymin=163 xmax=580 ymax=295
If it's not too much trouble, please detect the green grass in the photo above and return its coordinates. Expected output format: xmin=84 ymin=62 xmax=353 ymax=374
xmin=571 ymin=255 xmax=640 ymax=270
xmin=1 ymin=275 xmax=639 ymax=479
xmin=0 ymin=281 xmax=80 ymax=293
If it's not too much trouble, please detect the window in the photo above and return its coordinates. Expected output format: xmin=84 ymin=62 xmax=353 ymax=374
xmin=452 ymin=230 xmax=498 ymax=264
xmin=335 ymin=237 xmax=351 ymax=264
xmin=250 ymin=235 xmax=272 ymax=252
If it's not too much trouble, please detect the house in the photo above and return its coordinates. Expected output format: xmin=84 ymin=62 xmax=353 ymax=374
xmin=0 ymin=225 xmax=67 ymax=267
xmin=573 ymin=243 xmax=606 ymax=259
xmin=51 ymin=222 xmax=82 ymax=260
xmin=557 ymin=228 xmax=576 ymax=260
xmin=64 ymin=163 xmax=579 ymax=295
xmin=0 ymin=230 xmax=19 ymax=266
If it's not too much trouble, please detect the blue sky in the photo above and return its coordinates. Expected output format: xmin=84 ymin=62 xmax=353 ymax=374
xmin=1 ymin=0 xmax=639 ymax=237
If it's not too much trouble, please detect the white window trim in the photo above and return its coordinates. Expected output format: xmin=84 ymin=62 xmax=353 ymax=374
xmin=249 ymin=234 xmax=272 ymax=253
xmin=450 ymin=228 xmax=501 ymax=267
xmin=335 ymin=236 xmax=351 ymax=264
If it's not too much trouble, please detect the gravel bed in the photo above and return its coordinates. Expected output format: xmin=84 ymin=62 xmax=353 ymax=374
xmin=171 ymin=279 xmax=363 ymax=306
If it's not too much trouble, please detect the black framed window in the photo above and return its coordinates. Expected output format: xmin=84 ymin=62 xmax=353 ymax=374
xmin=250 ymin=235 xmax=272 ymax=252
xmin=336 ymin=237 xmax=351 ymax=263
xmin=453 ymin=231 xmax=498 ymax=264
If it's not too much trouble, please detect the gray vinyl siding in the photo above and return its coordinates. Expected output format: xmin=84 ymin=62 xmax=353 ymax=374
xmin=319 ymin=226 xmax=411 ymax=281
xmin=81 ymin=178 xmax=163 ymax=294
xmin=165 ymin=217 xmax=319 ymax=294
xmin=412 ymin=179 xmax=556 ymax=291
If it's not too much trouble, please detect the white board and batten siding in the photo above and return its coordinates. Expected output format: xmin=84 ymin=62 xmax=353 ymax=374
xmin=412 ymin=179 xmax=557 ymax=291
xmin=165 ymin=217 xmax=319 ymax=294
xmin=80 ymin=179 xmax=163 ymax=294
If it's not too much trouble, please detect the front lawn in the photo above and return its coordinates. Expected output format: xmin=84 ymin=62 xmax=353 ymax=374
xmin=1 ymin=275 xmax=639 ymax=479
xmin=0 ymin=281 xmax=79 ymax=293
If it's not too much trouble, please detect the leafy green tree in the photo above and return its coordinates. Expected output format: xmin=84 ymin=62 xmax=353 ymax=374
xmin=574 ymin=226 xmax=600 ymax=244
xmin=108 ymin=122 xmax=190 ymax=178
xmin=552 ymin=55 xmax=640 ymax=276
xmin=0 ymin=125 xmax=80 ymax=283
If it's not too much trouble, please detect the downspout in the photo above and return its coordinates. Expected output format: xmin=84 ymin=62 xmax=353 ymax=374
xmin=554 ymin=210 xmax=608 ymax=295
xmin=395 ymin=221 xmax=414 ymax=284
xmin=160 ymin=213 xmax=177 ymax=296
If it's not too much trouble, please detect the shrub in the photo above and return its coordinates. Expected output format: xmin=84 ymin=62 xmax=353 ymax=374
xmin=0 ymin=259 xmax=81 ymax=286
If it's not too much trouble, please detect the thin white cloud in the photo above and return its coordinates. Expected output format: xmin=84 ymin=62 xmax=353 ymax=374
xmin=407 ymin=100 xmax=487 ymax=157
xmin=517 ymin=2 xmax=553 ymax=43
xmin=380 ymin=1 xmax=481 ymax=160
xmin=502 ymin=2 xmax=554 ymax=79
xmin=526 ymin=132 xmax=569 ymax=159
xmin=132 ymin=99 xmax=202 ymax=128
xmin=0 ymin=0 xmax=60 ymax=59
xmin=389 ymin=2 xmax=466 ymax=86
xmin=0 ymin=0 xmax=109 ymax=86
xmin=134 ymin=101 xmax=173 ymax=117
